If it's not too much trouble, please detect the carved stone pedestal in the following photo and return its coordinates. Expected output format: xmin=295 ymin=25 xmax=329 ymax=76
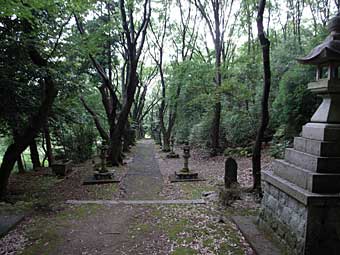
xmin=175 ymin=171 xmax=198 ymax=180
xmin=260 ymin=94 xmax=340 ymax=254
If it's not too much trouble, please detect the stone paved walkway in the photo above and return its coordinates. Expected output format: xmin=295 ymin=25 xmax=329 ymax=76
xmin=121 ymin=139 xmax=163 ymax=200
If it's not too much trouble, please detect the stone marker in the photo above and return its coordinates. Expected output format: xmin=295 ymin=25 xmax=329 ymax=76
xmin=224 ymin=157 xmax=237 ymax=188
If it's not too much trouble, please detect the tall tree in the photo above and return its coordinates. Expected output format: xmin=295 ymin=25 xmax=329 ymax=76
xmin=131 ymin=62 xmax=158 ymax=139
xmin=0 ymin=1 xmax=73 ymax=197
xmin=75 ymin=0 xmax=151 ymax=165
xmin=150 ymin=0 xmax=199 ymax=151
xmin=111 ymin=0 xmax=151 ymax=164
xmin=0 ymin=25 xmax=58 ymax=197
xmin=193 ymin=0 xmax=237 ymax=156
xmin=252 ymin=0 xmax=271 ymax=193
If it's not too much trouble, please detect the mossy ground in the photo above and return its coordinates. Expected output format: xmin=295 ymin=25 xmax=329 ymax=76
xmin=20 ymin=204 xmax=102 ymax=255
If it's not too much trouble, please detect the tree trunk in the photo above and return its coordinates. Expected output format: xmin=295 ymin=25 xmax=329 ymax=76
xmin=17 ymin=155 xmax=25 ymax=174
xmin=158 ymin=130 xmax=163 ymax=147
xmin=162 ymin=132 xmax=171 ymax=152
xmin=210 ymin=101 xmax=221 ymax=156
xmin=123 ymin=124 xmax=131 ymax=153
xmin=43 ymin=123 xmax=54 ymax=167
xmin=252 ymin=0 xmax=271 ymax=194
xmin=110 ymin=135 xmax=123 ymax=166
xmin=30 ymin=139 xmax=41 ymax=170
xmin=80 ymin=97 xmax=109 ymax=142
xmin=210 ymin=3 xmax=222 ymax=157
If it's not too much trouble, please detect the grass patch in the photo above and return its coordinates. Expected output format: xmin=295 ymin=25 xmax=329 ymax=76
xmin=167 ymin=219 xmax=189 ymax=240
xmin=180 ymin=183 xmax=215 ymax=200
xmin=171 ymin=247 xmax=197 ymax=255
xmin=134 ymin=223 xmax=152 ymax=233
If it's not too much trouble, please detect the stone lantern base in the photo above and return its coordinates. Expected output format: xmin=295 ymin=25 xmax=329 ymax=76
xmin=259 ymin=124 xmax=340 ymax=255
xmin=94 ymin=170 xmax=115 ymax=180
xmin=166 ymin=152 xmax=180 ymax=158
xmin=175 ymin=171 xmax=199 ymax=180
xmin=170 ymin=170 xmax=205 ymax=183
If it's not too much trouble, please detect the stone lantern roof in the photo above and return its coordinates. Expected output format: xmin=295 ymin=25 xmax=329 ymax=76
xmin=298 ymin=14 xmax=340 ymax=65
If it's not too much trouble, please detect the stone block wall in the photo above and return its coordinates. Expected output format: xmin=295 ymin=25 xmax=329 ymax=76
xmin=258 ymin=181 xmax=307 ymax=255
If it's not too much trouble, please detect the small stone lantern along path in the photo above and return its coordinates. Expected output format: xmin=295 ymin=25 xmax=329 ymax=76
xmin=166 ymin=137 xmax=179 ymax=158
xmin=170 ymin=141 xmax=205 ymax=183
xmin=83 ymin=141 xmax=120 ymax=185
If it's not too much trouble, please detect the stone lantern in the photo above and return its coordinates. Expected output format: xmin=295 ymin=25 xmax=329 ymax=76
xmin=298 ymin=14 xmax=340 ymax=129
xmin=258 ymin=14 xmax=340 ymax=255
xmin=93 ymin=141 xmax=115 ymax=180
xmin=171 ymin=141 xmax=200 ymax=182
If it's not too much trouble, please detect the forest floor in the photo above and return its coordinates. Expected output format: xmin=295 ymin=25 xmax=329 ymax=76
xmin=0 ymin=139 xmax=273 ymax=255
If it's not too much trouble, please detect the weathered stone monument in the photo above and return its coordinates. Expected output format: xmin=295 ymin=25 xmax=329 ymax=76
xmin=259 ymin=14 xmax=340 ymax=255
xmin=224 ymin=157 xmax=238 ymax=188
xmin=218 ymin=157 xmax=240 ymax=206
xmin=167 ymin=137 xmax=179 ymax=158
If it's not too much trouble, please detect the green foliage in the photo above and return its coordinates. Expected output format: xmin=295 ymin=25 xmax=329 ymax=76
xmin=224 ymin=147 xmax=252 ymax=157
xmin=222 ymin=110 xmax=257 ymax=148
xmin=188 ymin=116 xmax=212 ymax=148
xmin=171 ymin=247 xmax=197 ymax=255
xmin=272 ymin=64 xmax=317 ymax=139
xmin=59 ymin=125 xmax=96 ymax=162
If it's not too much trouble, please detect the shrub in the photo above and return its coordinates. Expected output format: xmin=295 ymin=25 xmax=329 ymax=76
xmin=60 ymin=125 xmax=96 ymax=163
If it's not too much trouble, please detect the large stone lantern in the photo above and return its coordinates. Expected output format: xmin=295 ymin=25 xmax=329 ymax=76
xmin=259 ymin=14 xmax=340 ymax=255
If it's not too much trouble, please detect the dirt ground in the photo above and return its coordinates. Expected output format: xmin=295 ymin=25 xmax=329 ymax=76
xmin=0 ymin=139 xmax=273 ymax=255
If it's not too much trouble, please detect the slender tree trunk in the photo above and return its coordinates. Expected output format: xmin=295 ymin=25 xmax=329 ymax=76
xmin=210 ymin=101 xmax=221 ymax=156
xmin=80 ymin=97 xmax=109 ymax=142
xmin=17 ymin=155 xmax=25 ymax=174
xmin=158 ymin=130 xmax=163 ymax=147
xmin=30 ymin=139 xmax=41 ymax=170
xmin=210 ymin=3 xmax=222 ymax=157
xmin=252 ymin=0 xmax=271 ymax=193
xmin=43 ymin=123 xmax=54 ymax=166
